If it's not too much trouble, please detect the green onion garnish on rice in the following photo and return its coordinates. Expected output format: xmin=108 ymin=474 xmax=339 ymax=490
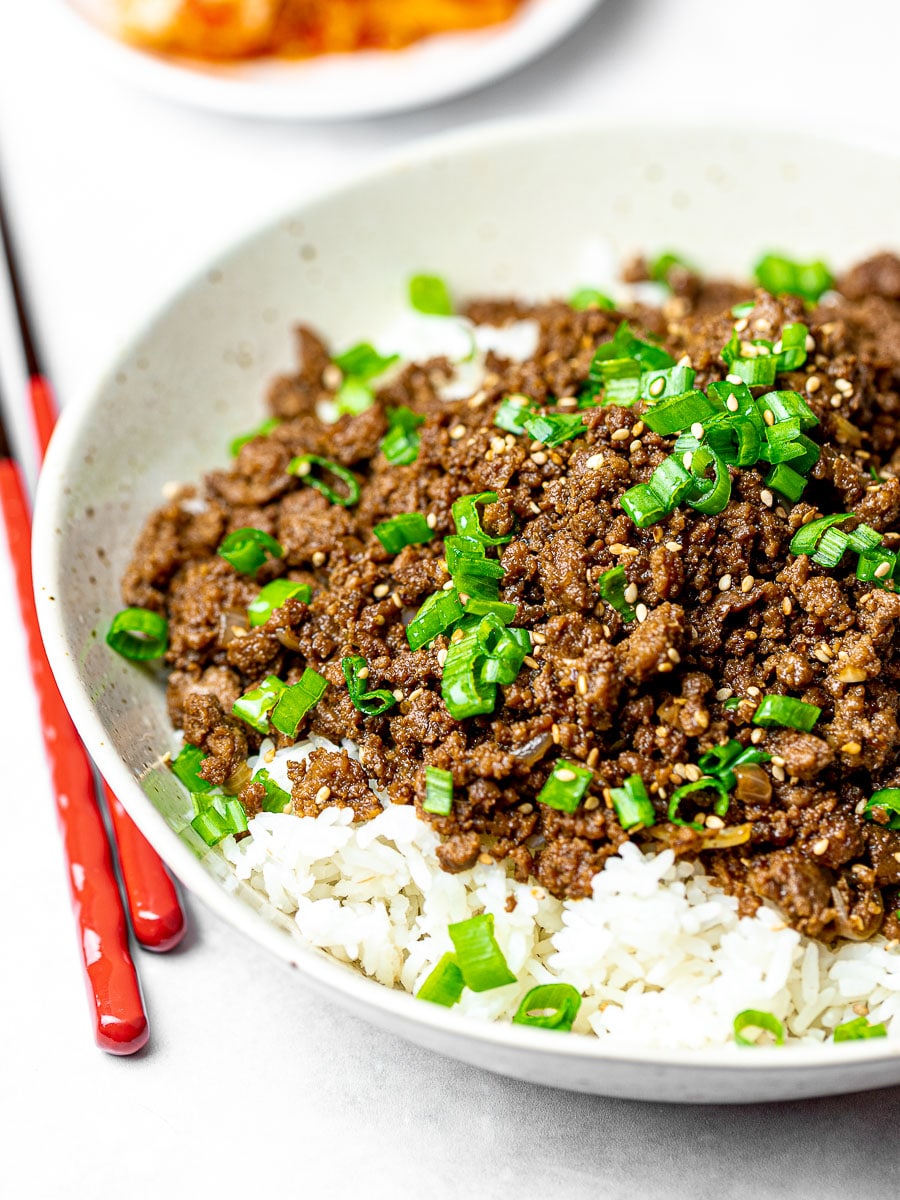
xmin=217 ymin=527 xmax=284 ymax=576
xmin=252 ymin=767 xmax=291 ymax=814
xmin=409 ymin=273 xmax=453 ymax=316
xmin=423 ymin=766 xmax=454 ymax=815
xmin=288 ymin=455 xmax=361 ymax=507
xmin=537 ymin=761 xmax=593 ymax=814
xmin=190 ymin=793 xmax=248 ymax=847
xmin=270 ymin=669 xmax=328 ymax=736
xmin=832 ymin=1016 xmax=888 ymax=1042
xmin=170 ymin=742 xmax=211 ymax=793
xmin=416 ymin=952 xmax=466 ymax=1006
xmin=752 ymin=695 xmax=821 ymax=732
xmin=447 ymin=913 xmax=516 ymax=992
xmin=247 ymin=579 xmax=311 ymax=627
xmin=342 ymin=655 xmax=397 ymax=718
xmin=373 ymin=512 xmax=435 ymax=555
xmin=512 ymin=983 xmax=582 ymax=1032
xmin=106 ymin=606 xmax=169 ymax=661
xmin=733 ymin=1009 xmax=785 ymax=1047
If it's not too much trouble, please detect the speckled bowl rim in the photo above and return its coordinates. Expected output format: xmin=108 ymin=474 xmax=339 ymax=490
xmin=33 ymin=116 xmax=900 ymax=1090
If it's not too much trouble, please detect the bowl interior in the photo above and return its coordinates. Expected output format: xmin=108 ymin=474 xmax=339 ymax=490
xmin=35 ymin=122 xmax=900 ymax=1099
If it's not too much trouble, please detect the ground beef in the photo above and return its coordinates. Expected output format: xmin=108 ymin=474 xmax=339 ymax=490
xmin=127 ymin=254 xmax=900 ymax=944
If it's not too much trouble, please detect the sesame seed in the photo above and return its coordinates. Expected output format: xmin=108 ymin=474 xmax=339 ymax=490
xmin=322 ymin=363 xmax=342 ymax=390
xmin=665 ymin=540 xmax=682 ymax=553
xmin=750 ymin=728 xmax=765 ymax=744
xmin=806 ymin=376 xmax=820 ymax=393
xmin=458 ymin=593 xmax=470 ymax=606
xmin=629 ymin=439 xmax=642 ymax=454
xmin=835 ymin=377 xmax=853 ymax=393
xmin=763 ymin=409 xmax=775 ymax=426
xmin=683 ymin=451 xmax=694 ymax=470
xmin=518 ymin=803 xmax=534 ymax=814
xmin=734 ymin=317 xmax=749 ymax=333
xmin=611 ymin=428 xmax=631 ymax=442
xmin=649 ymin=376 xmax=666 ymax=398
xmin=760 ymin=489 xmax=774 ymax=507
xmin=631 ymin=421 xmax=645 ymax=436
xmin=558 ymin=397 xmax=578 ymax=409
xmin=295 ymin=460 xmax=311 ymax=477
xmin=745 ymin=631 xmax=757 ymax=641
xmin=741 ymin=575 xmax=754 ymax=593
xmin=812 ymin=838 xmax=829 ymax=856
xmin=837 ymin=667 xmax=868 ymax=683
xmin=609 ymin=542 xmax=627 ymax=555
xmin=635 ymin=603 xmax=649 ymax=623
xmin=450 ymin=423 xmax=466 ymax=439
xmin=556 ymin=768 xmax=576 ymax=782
xmin=583 ymin=795 xmax=601 ymax=811
xmin=726 ymin=377 xmax=743 ymax=390
xmin=747 ymin=685 xmax=761 ymax=697
xmin=529 ymin=501 xmax=541 ymax=514
xmin=356 ymin=666 xmax=370 ymax=680
xmin=741 ymin=340 xmax=758 ymax=358
xmin=718 ymin=573 xmax=732 ymax=591
xmin=875 ymin=561 xmax=892 ymax=578
xmin=586 ymin=748 xmax=600 ymax=768
xmin=392 ymin=688 xmax=404 ymax=701
xmin=586 ymin=453 xmax=605 ymax=469
xmin=775 ymin=506 xmax=788 ymax=518
xmin=678 ymin=354 xmax=692 ymax=368
xmin=754 ymin=318 xmax=772 ymax=333
xmin=856 ymin=799 xmax=868 ymax=815
xmin=312 ymin=550 xmax=326 ymax=567
xmin=490 ymin=436 xmax=505 ymax=453
xmin=532 ymin=632 xmax=547 ymax=645
xmin=690 ymin=421 xmax=705 ymax=438
xmin=436 ymin=649 xmax=448 ymax=667
xmin=667 ymin=647 xmax=681 ymax=663
xmin=772 ymin=764 xmax=786 ymax=782
xmin=841 ymin=741 xmax=862 ymax=755
xmin=602 ymin=624 xmax=612 ymax=638
xmin=522 ymin=655 xmax=539 ymax=670
xmin=658 ymin=662 xmax=674 ymax=673
xmin=830 ymin=395 xmax=842 ymax=408
xmin=705 ymin=815 xmax=725 ymax=830
xmin=624 ymin=582 xmax=639 ymax=604
xmin=684 ymin=764 xmax=702 ymax=783
xmin=805 ymin=334 xmax=815 ymax=351
xmin=468 ymin=389 xmax=487 ymax=408
xmin=816 ymin=641 xmax=834 ymax=662
xmin=315 ymin=786 xmax=332 ymax=804
xmin=551 ymin=724 xmax=561 ymax=744
xmin=716 ymin=686 xmax=733 ymax=700
xmin=770 ymin=755 xmax=786 ymax=767
xmin=426 ymin=512 xmax=437 ymax=529
xmin=531 ymin=451 xmax=548 ymax=465
xmin=576 ymin=674 xmax=588 ymax=696
xmin=441 ymin=580 xmax=455 ymax=591
xmin=782 ymin=598 xmax=793 ymax=615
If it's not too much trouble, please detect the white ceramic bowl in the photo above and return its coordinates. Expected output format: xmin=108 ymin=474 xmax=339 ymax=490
xmin=61 ymin=0 xmax=605 ymax=119
xmin=35 ymin=120 xmax=900 ymax=1102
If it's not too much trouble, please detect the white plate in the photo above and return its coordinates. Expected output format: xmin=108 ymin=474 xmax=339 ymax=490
xmin=34 ymin=119 xmax=900 ymax=1102
xmin=61 ymin=0 xmax=605 ymax=119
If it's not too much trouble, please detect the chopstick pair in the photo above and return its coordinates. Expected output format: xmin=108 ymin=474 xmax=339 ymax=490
xmin=0 ymin=174 xmax=185 ymax=1053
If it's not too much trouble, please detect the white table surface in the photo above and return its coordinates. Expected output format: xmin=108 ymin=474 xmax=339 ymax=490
xmin=3 ymin=2 xmax=900 ymax=1196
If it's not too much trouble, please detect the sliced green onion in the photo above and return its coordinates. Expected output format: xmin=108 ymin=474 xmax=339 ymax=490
xmin=445 ymin=534 xmax=490 ymax=574
xmin=649 ymin=251 xmax=693 ymax=285
xmin=494 ymin=394 xmax=537 ymax=434
xmin=592 ymin=321 xmax=675 ymax=371
xmin=667 ymin=776 xmax=730 ymax=830
xmin=696 ymin=739 xmax=770 ymax=791
xmin=335 ymin=376 xmax=374 ymax=416
xmin=463 ymin=597 xmax=518 ymax=622
xmin=342 ymin=655 xmax=396 ymax=718
xmin=752 ymin=695 xmax=820 ymax=732
xmin=441 ymin=625 xmax=497 ymax=719
xmin=232 ymin=674 xmax=285 ymax=734
xmin=332 ymin=342 xmax=398 ymax=381
xmin=190 ymin=793 xmax=248 ymax=847
xmin=609 ymin=773 xmax=655 ymax=830
xmin=728 ymin=355 xmax=778 ymax=388
xmin=846 ymin=523 xmax=883 ymax=554
xmin=218 ymin=527 xmax=284 ymax=576
xmin=723 ymin=697 xmax=742 ymax=711
xmin=406 ymin=589 xmax=465 ymax=652
xmin=252 ymin=767 xmax=291 ymax=814
xmin=766 ymin=463 xmax=807 ymax=502
xmin=833 ymin=1016 xmax=888 ymax=1042
xmin=731 ymin=301 xmax=755 ymax=318
xmin=705 ymin=413 xmax=762 ymax=468
xmin=641 ymin=389 xmax=718 ymax=436
xmin=790 ymin=514 xmax=852 ymax=556
xmin=270 ymin=668 xmax=328 ymax=736
xmin=170 ymin=742 xmax=211 ymax=793
xmin=452 ymin=491 xmax=512 ymax=545
xmin=863 ymin=788 xmax=900 ymax=832
xmin=416 ymin=952 xmax=465 ymax=1006
xmin=537 ymin=760 xmax=593 ymax=813
xmin=229 ymin=416 xmax=280 ymax=457
xmin=474 ymin=616 xmax=531 ymax=685
xmin=620 ymin=482 xmax=668 ymax=529
xmin=381 ymin=406 xmax=425 ymax=465
xmin=857 ymin=547 xmax=897 ymax=586
xmin=590 ymin=357 xmax=642 ymax=406
xmin=811 ymin=526 xmax=850 ymax=568
xmin=409 ymin=273 xmax=453 ymax=316
xmin=373 ymin=512 xmax=435 ymax=555
xmin=522 ymin=412 xmax=586 ymax=447
xmin=734 ymin=1009 xmax=785 ymax=1047
xmin=423 ymin=765 xmax=454 ymax=815
xmin=452 ymin=555 xmax=504 ymax=603
xmin=247 ymin=579 xmax=311 ymax=627
xmin=288 ymin=455 xmax=360 ymax=507
xmin=759 ymin=389 xmax=818 ymax=430
xmin=686 ymin=446 xmax=732 ymax=515
xmin=570 ymin=287 xmax=615 ymax=311
xmin=447 ymin=913 xmax=516 ymax=992
xmin=512 ymin=983 xmax=581 ymax=1031
xmin=598 ymin=565 xmax=635 ymax=621
xmin=754 ymin=254 xmax=833 ymax=303
xmin=774 ymin=324 xmax=810 ymax=372
xmin=106 ymin=607 xmax=169 ymax=660
xmin=640 ymin=363 xmax=696 ymax=402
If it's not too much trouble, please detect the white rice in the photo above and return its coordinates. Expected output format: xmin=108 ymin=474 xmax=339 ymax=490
xmin=212 ymin=739 xmax=900 ymax=1047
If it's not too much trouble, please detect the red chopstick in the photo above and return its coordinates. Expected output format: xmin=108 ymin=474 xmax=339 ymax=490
xmin=0 ymin=177 xmax=185 ymax=956
xmin=0 ymin=426 xmax=148 ymax=1053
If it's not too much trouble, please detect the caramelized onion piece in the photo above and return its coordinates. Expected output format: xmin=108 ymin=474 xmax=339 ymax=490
xmin=222 ymin=760 xmax=252 ymax=796
xmin=702 ymin=822 xmax=752 ymax=849
xmin=733 ymin=763 xmax=772 ymax=806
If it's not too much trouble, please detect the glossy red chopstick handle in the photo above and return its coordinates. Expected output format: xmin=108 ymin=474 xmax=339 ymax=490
xmin=103 ymin=780 xmax=186 ymax=952
xmin=0 ymin=458 xmax=148 ymax=1054
xmin=28 ymin=371 xmax=186 ymax=952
